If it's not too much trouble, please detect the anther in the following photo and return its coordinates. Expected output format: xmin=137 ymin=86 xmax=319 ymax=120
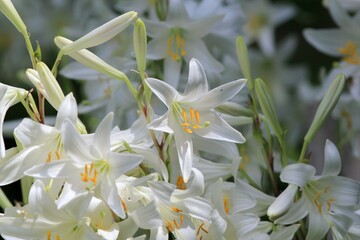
xmin=80 ymin=163 xmax=97 ymax=185
xmin=176 ymin=176 xmax=187 ymax=190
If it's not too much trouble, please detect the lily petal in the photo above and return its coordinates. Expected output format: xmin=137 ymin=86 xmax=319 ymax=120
xmin=101 ymin=176 xmax=125 ymax=218
xmin=173 ymin=130 xmax=193 ymax=183
xmin=55 ymin=93 xmax=78 ymax=130
xmin=306 ymin=210 xmax=330 ymax=240
xmin=183 ymin=37 xmax=224 ymax=73
xmin=303 ymin=29 xmax=353 ymax=56
xmin=147 ymin=35 xmax=168 ymax=60
xmin=94 ymin=113 xmax=113 ymax=157
xmin=195 ymin=111 xmax=246 ymax=143
xmin=194 ymin=79 xmax=247 ymax=110
xmin=164 ymin=56 xmax=182 ymax=88
xmin=183 ymin=58 xmax=209 ymax=98
xmin=322 ymin=139 xmax=341 ymax=177
xmin=275 ymin=195 xmax=308 ymax=225
xmin=280 ymin=163 xmax=316 ymax=188
xmin=147 ymin=112 xmax=173 ymax=133
xmin=145 ymin=78 xmax=179 ymax=106
xmin=327 ymin=0 xmax=360 ymax=38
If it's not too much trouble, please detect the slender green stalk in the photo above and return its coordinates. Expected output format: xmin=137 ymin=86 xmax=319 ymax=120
xmin=20 ymin=176 xmax=33 ymax=204
xmin=239 ymin=168 xmax=261 ymax=190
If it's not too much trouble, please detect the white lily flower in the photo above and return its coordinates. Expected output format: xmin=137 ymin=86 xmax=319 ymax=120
xmin=0 ymin=180 xmax=103 ymax=240
xmin=145 ymin=0 xmax=224 ymax=86
xmin=26 ymin=113 xmax=143 ymax=219
xmin=241 ymin=0 xmax=296 ymax=56
xmin=303 ymin=0 xmax=360 ymax=159
xmin=131 ymin=179 xmax=213 ymax=240
xmin=304 ymin=0 xmax=360 ymax=69
xmin=0 ymin=83 xmax=28 ymax=158
xmin=146 ymin=58 xmax=246 ymax=182
xmin=110 ymin=116 xmax=169 ymax=182
xmin=85 ymin=196 xmax=120 ymax=239
xmin=0 ymin=93 xmax=77 ymax=185
xmin=275 ymin=140 xmax=360 ymax=240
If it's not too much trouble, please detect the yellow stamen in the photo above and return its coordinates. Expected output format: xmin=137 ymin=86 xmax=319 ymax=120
xmin=80 ymin=163 xmax=97 ymax=185
xmin=176 ymin=176 xmax=187 ymax=190
xmin=181 ymin=39 xmax=186 ymax=56
xmin=179 ymin=107 xmax=209 ymax=134
xmin=166 ymin=30 xmax=186 ymax=61
xmin=120 ymin=197 xmax=127 ymax=213
xmin=184 ymin=128 xmax=193 ymax=134
xmin=327 ymin=198 xmax=335 ymax=211
xmin=181 ymin=110 xmax=188 ymax=122
xmin=174 ymin=219 xmax=181 ymax=228
xmin=197 ymin=223 xmax=209 ymax=237
xmin=313 ymin=191 xmax=322 ymax=213
xmin=338 ymin=41 xmax=360 ymax=64
xmin=190 ymin=108 xmax=195 ymax=123
xmin=55 ymin=150 xmax=60 ymax=160
xmin=47 ymin=231 xmax=61 ymax=240
xmin=46 ymin=152 xmax=52 ymax=163
xmin=195 ymin=111 xmax=200 ymax=125
xmin=341 ymin=109 xmax=352 ymax=129
xmin=223 ymin=196 xmax=230 ymax=215
xmin=166 ymin=221 xmax=174 ymax=232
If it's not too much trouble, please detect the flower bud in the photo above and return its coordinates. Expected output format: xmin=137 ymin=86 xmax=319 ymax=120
xmin=0 ymin=0 xmax=27 ymax=33
xmin=26 ymin=62 xmax=65 ymax=110
xmin=54 ymin=37 xmax=127 ymax=81
xmin=60 ymin=11 xmax=138 ymax=55
xmin=155 ymin=0 xmax=169 ymax=21
xmin=255 ymin=78 xmax=283 ymax=141
xmin=267 ymin=184 xmax=298 ymax=220
xmin=236 ymin=36 xmax=253 ymax=90
xmin=304 ymin=74 xmax=345 ymax=143
xmin=133 ymin=18 xmax=147 ymax=75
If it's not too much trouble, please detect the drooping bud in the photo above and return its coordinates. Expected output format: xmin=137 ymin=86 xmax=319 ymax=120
xmin=59 ymin=11 xmax=138 ymax=55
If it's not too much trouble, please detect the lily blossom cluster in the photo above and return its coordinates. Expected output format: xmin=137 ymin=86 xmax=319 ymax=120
xmin=0 ymin=0 xmax=359 ymax=239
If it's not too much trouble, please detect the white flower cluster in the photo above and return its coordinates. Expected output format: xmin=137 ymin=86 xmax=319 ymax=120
xmin=0 ymin=0 xmax=359 ymax=239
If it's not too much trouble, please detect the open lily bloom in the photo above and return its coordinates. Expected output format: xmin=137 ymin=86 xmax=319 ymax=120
xmin=304 ymin=0 xmax=360 ymax=159
xmin=0 ymin=93 xmax=78 ymax=185
xmin=25 ymin=113 xmax=143 ymax=219
xmin=0 ymin=180 xmax=102 ymax=240
xmin=270 ymin=140 xmax=360 ymax=239
xmin=0 ymin=84 xmax=28 ymax=158
xmin=146 ymin=58 xmax=246 ymax=182
xmin=146 ymin=0 xmax=224 ymax=86
xmin=304 ymin=0 xmax=360 ymax=59
xmin=131 ymin=178 xmax=213 ymax=240
xmin=241 ymin=0 xmax=296 ymax=56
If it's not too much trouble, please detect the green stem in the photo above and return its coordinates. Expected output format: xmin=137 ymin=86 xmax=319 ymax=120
xmin=239 ymin=168 xmax=262 ymax=190
xmin=298 ymin=138 xmax=310 ymax=163
xmin=20 ymin=176 xmax=33 ymax=205
xmin=253 ymin=128 xmax=278 ymax=195
xmin=51 ymin=52 xmax=64 ymax=77
xmin=22 ymin=32 xmax=36 ymax=67
xmin=0 ymin=188 xmax=12 ymax=210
